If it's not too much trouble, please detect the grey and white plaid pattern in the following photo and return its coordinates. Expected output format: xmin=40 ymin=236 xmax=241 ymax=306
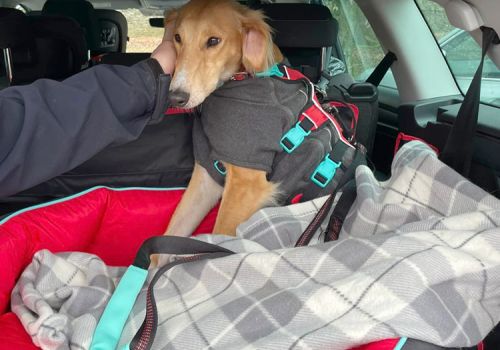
xmin=12 ymin=141 xmax=500 ymax=350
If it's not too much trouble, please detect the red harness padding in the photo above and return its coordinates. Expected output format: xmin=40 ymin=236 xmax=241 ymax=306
xmin=278 ymin=65 xmax=358 ymax=153
xmin=164 ymin=107 xmax=195 ymax=115
xmin=284 ymin=66 xmax=357 ymax=138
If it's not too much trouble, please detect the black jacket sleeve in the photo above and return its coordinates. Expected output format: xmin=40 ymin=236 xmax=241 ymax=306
xmin=0 ymin=58 xmax=171 ymax=198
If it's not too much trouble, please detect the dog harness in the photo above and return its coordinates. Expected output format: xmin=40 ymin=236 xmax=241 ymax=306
xmin=192 ymin=63 xmax=364 ymax=203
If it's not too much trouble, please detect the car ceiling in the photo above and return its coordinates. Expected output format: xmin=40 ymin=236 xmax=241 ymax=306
xmin=7 ymin=0 xmax=310 ymax=11
xmin=2 ymin=0 xmax=498 ymax=67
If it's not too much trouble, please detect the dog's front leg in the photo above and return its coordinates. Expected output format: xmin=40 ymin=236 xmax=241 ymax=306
xmin=164 ymin=162 xmax=223 ymax=237
xmin=213 ymin=163 xmax=278 ymax=236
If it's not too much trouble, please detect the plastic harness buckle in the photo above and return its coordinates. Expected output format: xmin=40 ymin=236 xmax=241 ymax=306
xmin=255 ymin=64 xmax=284 ymax=78
xmin=311 ymin=155 xmax=341 ymax=188
xmin=213 ymin=160 xmax=227 ymax=176
xmin=280 ymin=122 xmax=311 ymax=153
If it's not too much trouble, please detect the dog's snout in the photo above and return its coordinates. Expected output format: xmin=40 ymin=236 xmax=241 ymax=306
xmin=168 ymin=90 xmax=190 ymax=108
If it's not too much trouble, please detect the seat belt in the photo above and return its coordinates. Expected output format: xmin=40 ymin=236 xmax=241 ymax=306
xmin=317 ymin=51 xmax=396 ymax=92
xmin=439 ymin=27 xmax=499 ymax=177
xmin=366 ymin=51 xmax=398 ymax=87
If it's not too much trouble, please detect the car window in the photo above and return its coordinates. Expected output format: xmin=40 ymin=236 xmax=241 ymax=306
xmin=323 ymin=0 xmax=395 ymax=89
xmin=416 ymin=0 xmax=500 ymax=107
xmin=117 ymin=9 xmax=164 ymax=53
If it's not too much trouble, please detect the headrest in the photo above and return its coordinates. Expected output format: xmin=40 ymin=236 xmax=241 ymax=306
xmin=30 ymin=15 xmax=88 ymax=66
xmin=42 ymin=0 xmax=101 ymax=51
xmin=259 ymin=4 xmax=338 ymax=48
xmin=0 ymin=8 xmax=33 ymax=48
xmin=6 ymin=14 xmax=87 ymax=85
xmin=95 ymin=9 xmax=128 ymax=53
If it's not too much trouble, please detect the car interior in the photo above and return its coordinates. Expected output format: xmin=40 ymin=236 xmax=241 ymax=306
xmin=0 ymin=0 xmax=499 ymax=348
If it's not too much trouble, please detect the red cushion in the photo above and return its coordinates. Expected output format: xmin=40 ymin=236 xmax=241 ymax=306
xmin=0 ymin=313 xmax=37 ymax=350
xmin=0 ymin=187 xmax=218 ymax=314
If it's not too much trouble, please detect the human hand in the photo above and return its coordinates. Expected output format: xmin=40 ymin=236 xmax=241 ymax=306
xmin=151 ymin=22 xmax=176 ymax=75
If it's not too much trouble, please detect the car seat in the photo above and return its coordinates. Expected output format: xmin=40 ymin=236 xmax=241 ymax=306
xmin=0 ymin=7 xmax=87 ymax=85
xmin=42 ymin=0 xmax=101 ymax=53
xmin=260 ymin=3 xmax=340 ymax=83
xmin=95 ymin=9 xmax=128 ymax=53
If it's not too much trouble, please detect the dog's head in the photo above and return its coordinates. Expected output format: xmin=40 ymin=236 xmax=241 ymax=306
xmin=165 ymin=0 xmax=281 ymax=109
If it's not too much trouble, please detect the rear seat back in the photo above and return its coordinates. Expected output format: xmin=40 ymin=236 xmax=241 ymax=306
xmin=95 ymin=9 xmax=128 ymax=53
xmin=259 ymin=3 xmax=339 ymax=83
xmin=94 ymin=52 xmax=150 ymax=66
xmin=42 ymin=0 xmax=101 ymax=52
xmin=0 ymin=7 xmax=87 ymax=85
xmin=0 ymin=8 xmax=34 ymax=84
xmin=30 ymin=15 xmax=88 ymax=80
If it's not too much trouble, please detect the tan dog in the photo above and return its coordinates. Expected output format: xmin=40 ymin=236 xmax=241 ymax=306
xmin=163 ymin=0 xmax=284 ymax=238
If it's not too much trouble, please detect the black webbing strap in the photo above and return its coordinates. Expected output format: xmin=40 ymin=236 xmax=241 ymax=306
xmin=301 ymin=142 xmax=365 ymax=203
xmin=366 ymin=51 xmax=397 ymax=87
xmin=130 ymin=236 xmax=235 ymax=350
xmin=400 ymin=338 xmax=479 ymax=350
xmin=295 ymin=189 xmax=337 ymax=247
xmin=324 ymin=179 xmax=357 ymax=242
xmin=133 ymin=235 xmax=234 ymax=269
xmin=439 ymin=27 xmax=499 ymax=177
xmin=366 ymin=51 xmax=398 ymax=86
xmin=295 ymin=150 xmax=362 ymax=247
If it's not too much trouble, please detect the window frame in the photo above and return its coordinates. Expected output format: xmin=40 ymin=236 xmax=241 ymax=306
xmin=414 ymin=0 xmax=500 ymax=108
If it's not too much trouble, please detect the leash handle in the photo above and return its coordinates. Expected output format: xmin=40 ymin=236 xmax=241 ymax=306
xmin=90 ymin=265 xmax=148 ymax=350
xmin=91 ymin=236 xmax=234 ymax=350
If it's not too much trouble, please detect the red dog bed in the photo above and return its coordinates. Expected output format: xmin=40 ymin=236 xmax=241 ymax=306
xmin=0 ymin=187 xmax=399 ymax=350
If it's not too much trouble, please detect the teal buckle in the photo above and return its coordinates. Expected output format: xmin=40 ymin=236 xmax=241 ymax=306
xmin=311 ymin=155 xmax=341 ymax=188
xmin=280 ymin=122 xmax=311 ymax=153
xmin=255 ymin=64 xmax=284 ymax=78
xmin=213 ymin=160 xmax=227 ymax=175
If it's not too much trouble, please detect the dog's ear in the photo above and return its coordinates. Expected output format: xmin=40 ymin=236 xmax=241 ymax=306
xmin=163 ymin=8 xmax=178 ymax=41
xmin=241 ymin=9 xmax=276 ymax=73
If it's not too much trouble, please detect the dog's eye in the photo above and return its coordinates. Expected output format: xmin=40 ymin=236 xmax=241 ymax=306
xmin=206 ymin=37 xmax=221 ymax=48
xmin=174 ymin=34 xmax=181 ymax=43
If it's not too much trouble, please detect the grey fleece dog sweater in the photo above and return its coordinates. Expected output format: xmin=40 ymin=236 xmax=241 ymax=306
xmin=193 ymin=77 xmax=307 ymax=172
xmin=192 ymin=75 xmax=359 ymax=203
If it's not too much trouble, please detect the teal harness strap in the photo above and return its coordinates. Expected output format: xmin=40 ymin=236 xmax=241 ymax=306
xmin=90 ymin=265 xmax=148 ymax=350
xmin=393 ymin=337 xmax=408 ymax=350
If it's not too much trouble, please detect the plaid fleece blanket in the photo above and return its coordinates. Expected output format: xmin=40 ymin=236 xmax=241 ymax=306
xmin=11 ymin=141 xmax=500 ymax=349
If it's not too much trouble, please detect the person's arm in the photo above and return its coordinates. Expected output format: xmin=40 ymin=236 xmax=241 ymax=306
xmin=0 ymin=58 xmax=170 ymax=198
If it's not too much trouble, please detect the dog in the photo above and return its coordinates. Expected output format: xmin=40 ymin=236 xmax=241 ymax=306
xmin=162 ymin=0 xmax=286 ymax=238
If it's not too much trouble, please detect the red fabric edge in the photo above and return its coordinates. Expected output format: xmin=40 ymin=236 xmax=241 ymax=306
xmin=394 ymin=132 xmax=440 ymax=156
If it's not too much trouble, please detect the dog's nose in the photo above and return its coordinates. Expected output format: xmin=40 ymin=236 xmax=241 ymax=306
xmin=168 ymin=90 xmax=190 ymax=107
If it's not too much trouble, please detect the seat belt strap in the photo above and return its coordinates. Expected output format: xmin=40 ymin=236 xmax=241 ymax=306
xmin=439 ymin=27 xmax=499 ymax=177
xmin=366 ymin=51 xmax=397 ymax=87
